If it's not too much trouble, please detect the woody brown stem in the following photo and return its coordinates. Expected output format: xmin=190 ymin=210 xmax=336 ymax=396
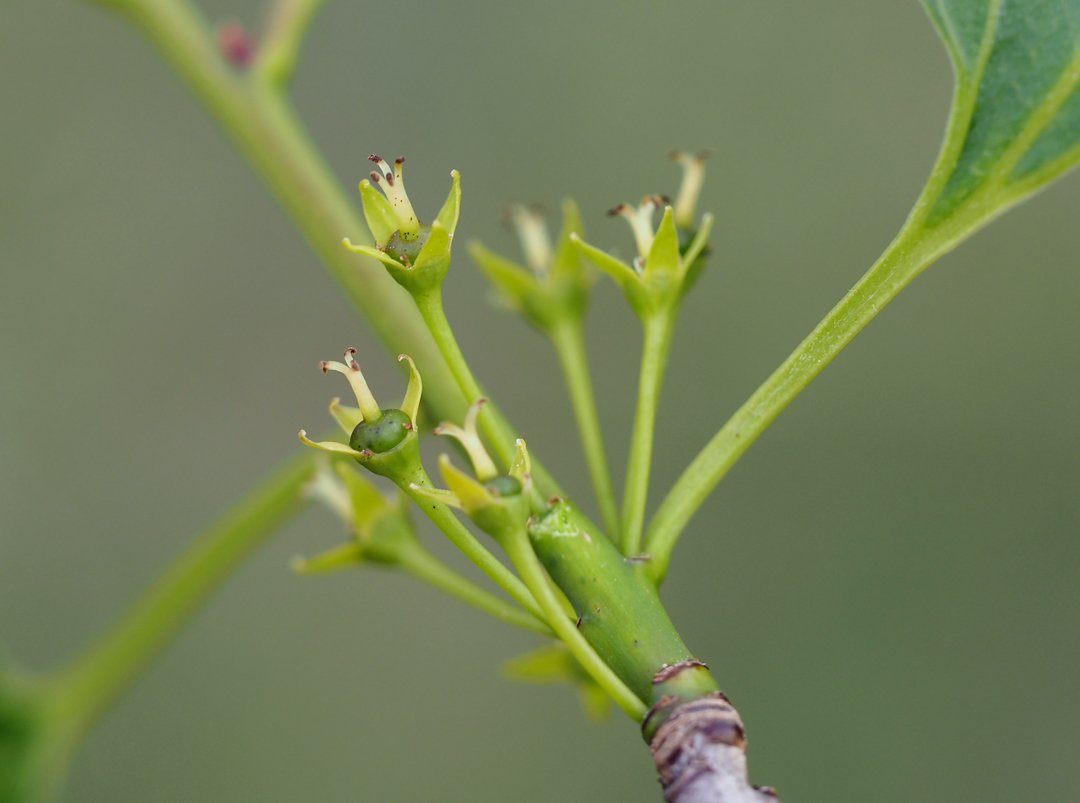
xmin=648 ymin=693 xmax=779 ymax=803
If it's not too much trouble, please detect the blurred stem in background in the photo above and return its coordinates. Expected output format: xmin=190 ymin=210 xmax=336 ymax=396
xmin=0 ymin=454 xmax=315 ymax=803
xmin=48 ymin=454 xmax=315 ymax=736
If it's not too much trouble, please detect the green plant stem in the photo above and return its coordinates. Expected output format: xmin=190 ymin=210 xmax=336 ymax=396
xmin=399 ymin=546 xmax=553 ymax=635
xmin=254 ymin=0 xmax=325 ymax=87
xmin=412 ymin=289 xmax=566 ymax=497
xmin=621 ymin=311 xmax=676 ymax=556
xmin=499 ymin=527 xmax=647 ymax=720
xmin=49 ymin=453 xmax=315 ymax=735
xmin=549 ymin=319 xmax=620 ymax=537
xmin=396 ymin=469 xmax=547 ymax=627
xmin=645 ymin=223 xmax=945 ymax=582
xmin=102 ymin=0 xmax=575 ymax=506
xmin=641 ymin=11 xmax=1077 ymax=581
xmin=100 ymin=0 xmax=467 ymax=425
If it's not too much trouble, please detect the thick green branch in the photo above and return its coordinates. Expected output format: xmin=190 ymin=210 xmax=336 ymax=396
xmin=499 ymin=526 xmax=646 ymax=720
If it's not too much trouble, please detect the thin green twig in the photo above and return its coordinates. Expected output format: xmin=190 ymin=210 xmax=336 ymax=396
xmin=620 ymin=311 xmax=675 ymax=556
xmin=400 ymin=546 xmax=553 ymax=635
xmin=397 ymin=468 xmax=547 ymax=626
xmin=549 ymin=320 xmax=620 ymax=537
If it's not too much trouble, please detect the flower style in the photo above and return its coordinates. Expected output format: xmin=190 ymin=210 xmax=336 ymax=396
xmin=668 ymin=149 xmax=709 ymax=231
xmin=342 ymin=155 xmax=461 ymax=295
xmin=468 ymin=200 xmax=592 ymax=331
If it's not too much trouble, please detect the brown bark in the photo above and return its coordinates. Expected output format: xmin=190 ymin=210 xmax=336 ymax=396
xmin=648 ymin=692 xmax=779 ymax=803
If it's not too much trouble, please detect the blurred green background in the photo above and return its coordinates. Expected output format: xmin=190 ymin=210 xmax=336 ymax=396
xmin=2 ymin=1 xmax=1079 ymax=801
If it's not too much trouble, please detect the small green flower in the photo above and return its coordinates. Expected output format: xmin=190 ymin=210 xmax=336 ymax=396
xmin=409 ymin=401 xmax=534 ymax=542
xmin=298 ymin=348 xmax=424 ymax=480
xmin=572 ymin=153 xmax=714 ymax=319
xmin=469 ymin=200 xmax=592 ymax=331
xmin=342 ymin=154 xmax=461 ymax=296
xmin=292 ymin=460 xmax=420 ymax=572
xmin=668 ymin=149 xmax=713 ymax=293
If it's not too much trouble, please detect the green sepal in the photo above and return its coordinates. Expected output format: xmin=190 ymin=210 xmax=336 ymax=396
xmin=410 ymin=222 xmax=452 ymax=285
xmin=397 ymin=354 xmax=423 ymax=426
xmin=571 ymin=232 xmax=662 ymax=317
xmin=297 ymin=465 xmax=422 ymax=571
xmin=551 ymin=198 xmax=585 ymax=279
xmin=509 ymin=438 xmax=531 ymax=485
xmin=341 ymin=239 xmax=405 ymax=271
xmin=335 ymin=460 xmax=390 ymax=529
xmin=298 ymin=430 xmax=364 ymax=460
xmin=358 ymin=504 xmax=422 ymax=566
xmin=328 ymin=398 xmax=363 ymax=435
xmin=502 ymin=642 xmax=613 ymax=723
xmin=439 ymin=455 xmax=495 ymax=514
xmin=571 ymin=233 xmax=638 ymax=289
xmin=358 ymin=178 xmax=399 ymax=247
xmin=469 ymin=241 xmax=539 ymax=312
xmin=292 ymin=541 xmax=364 ymax=574
xmin=439 ymin=455 xmax=530 ymax=543
xmin=678 ymin=212 xmax=715 ymax=298
xmin=371 ymin=222 xmax=453 ymax=297
xmin=433 ymin=169 xmax=461 ymax=237
xmin=643 ymin=206 xmax=680 ymax=283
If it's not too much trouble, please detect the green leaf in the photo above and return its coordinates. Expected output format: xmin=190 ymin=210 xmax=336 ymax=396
xmin=552 ymin=198 xmax=585 ymax=279
xmin=920 ymin=0 xmax=1080 ymax=228
xmin=571 ymin=234 xmax=638 ymax=289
